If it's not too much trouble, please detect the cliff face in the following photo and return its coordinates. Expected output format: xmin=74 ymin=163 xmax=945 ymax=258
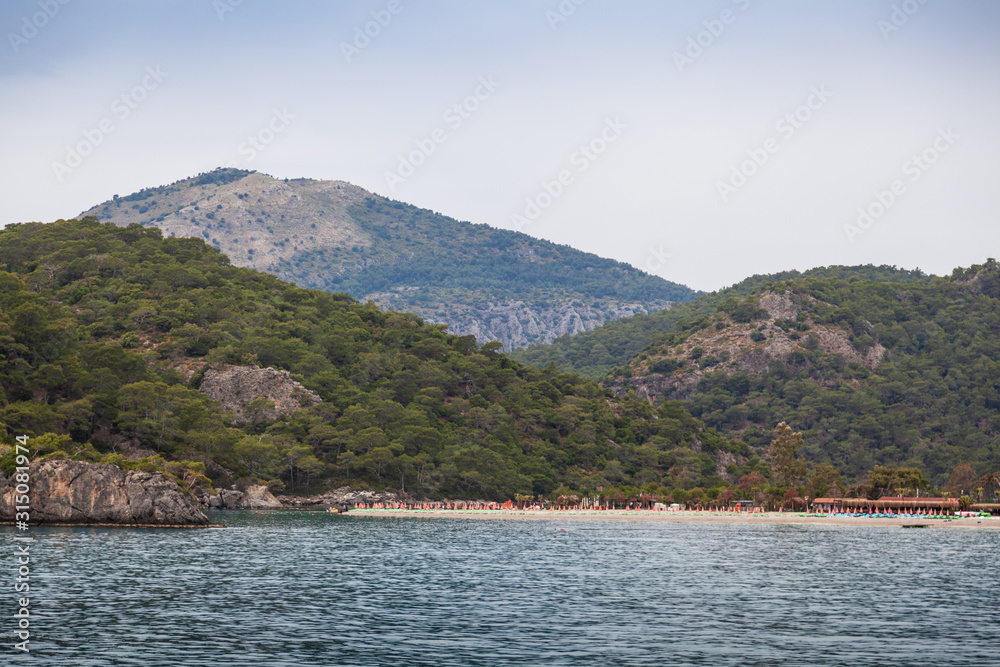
xmin=278 ymin=486 xmax=402 ymax=507
xmin=199 ymin=365 xmax=321 ymax=422
xmin=196 ymin=484 xmax=282 ymax=510
xmin=0 ymin=460 xmax=209 ymax=526
xmin=386 ymin=298 xmax=673 ymax=351
xmin=607 ymin=291 xmax=886 ymax=402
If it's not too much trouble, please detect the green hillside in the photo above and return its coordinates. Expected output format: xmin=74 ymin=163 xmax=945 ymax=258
xmin=80 ymin=169 xmax=696 ymax=350
xmin=0 ymin=218 xmax=738 ymax=501
xmin=607 ymin=263 xmax=1000 ymax=484
xmin=510 ymin=265 xmax=932 ymax=379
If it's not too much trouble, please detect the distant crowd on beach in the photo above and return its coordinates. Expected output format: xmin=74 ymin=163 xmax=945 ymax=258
xmin=351 ymin=500 xmax=768 ymax=512
xmin=347 ymin=499 xmax=995 ymax=518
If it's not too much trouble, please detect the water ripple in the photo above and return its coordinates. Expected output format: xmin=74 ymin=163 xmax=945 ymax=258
xmin=4 ymin=513 xmax=998 ymax=666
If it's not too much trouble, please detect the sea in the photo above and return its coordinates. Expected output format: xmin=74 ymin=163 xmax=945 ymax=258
xmin=5 ymin=511 xmax=999 ymax=666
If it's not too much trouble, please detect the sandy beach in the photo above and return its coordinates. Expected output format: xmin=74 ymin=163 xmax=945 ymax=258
xmin=342 ymin=508 xmax=1000 ymax=529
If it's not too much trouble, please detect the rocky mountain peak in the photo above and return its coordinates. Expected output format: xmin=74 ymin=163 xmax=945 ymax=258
xmin=78 ymin=168 xmax=696 ymax=350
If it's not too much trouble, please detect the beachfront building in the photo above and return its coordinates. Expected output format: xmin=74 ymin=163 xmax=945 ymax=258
xmin=810 ymin=497 xmax=1000 ymax=515
xmin=822 ymin=496 xmax=958 ymax=514
xmin=812 ymin=498 xmax=842 ymax=513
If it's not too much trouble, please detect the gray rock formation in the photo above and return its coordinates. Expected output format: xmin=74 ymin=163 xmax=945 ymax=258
xmin=391 ymin=298 xmax=674 ymax=351
xmin=197 ymin=484 xmax=282 ymax=509
xmin=199 ymin=364 xmax=320 ymax=422
xmin=607 ymin=290 xmax=886 ymax=403
xmin=278 ymin=486 xmax=402 ymax=507
xmin=0 ymin=460 xmax=210 ymax=526
xmin=240 ymin=484 xmax=282 ymax=509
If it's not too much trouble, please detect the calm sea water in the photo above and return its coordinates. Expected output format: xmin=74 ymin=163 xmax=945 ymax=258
xmin=5 ymin=512 xmax=998 ymax=666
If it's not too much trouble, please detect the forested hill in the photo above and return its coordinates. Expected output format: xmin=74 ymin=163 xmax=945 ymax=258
xmin=510 ymin=265 xmax=932 ymax=379
xmin=605 ymin=262 xmax=1000 ymax=484
xmin=0 ymin=218 xmax=742 ymax=501
xmin=78 ymin=168 xmax=696 ymax=350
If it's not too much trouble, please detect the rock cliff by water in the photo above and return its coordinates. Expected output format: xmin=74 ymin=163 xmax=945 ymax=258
xmin=0 ymin=460 xmax=210 ymax=526
xmin=277 ymin=486 xmax=403 ymax=508
xmin=196 ymin=483 xmax=282 ymax=510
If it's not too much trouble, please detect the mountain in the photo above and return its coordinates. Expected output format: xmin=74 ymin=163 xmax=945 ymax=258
xmin=602 ymin=262 xmax=1000 ymax=484
xmin=78 ymin=168 xmax=696 ymax=351
xmin=510 ymin=265 xmax=932 ymax=379
xmin=0 ymin=217 xmax=744 ymax=501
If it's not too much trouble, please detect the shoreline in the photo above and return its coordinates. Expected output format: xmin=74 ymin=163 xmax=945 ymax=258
xmin=341 ymin=508 xmax=1000 ymax=529
xmin=0 ymin=521 xmax=224 ymax=529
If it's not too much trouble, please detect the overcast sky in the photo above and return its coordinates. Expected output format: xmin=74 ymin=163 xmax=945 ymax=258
xmin=1 ymin=0 xmax=998 ymax=291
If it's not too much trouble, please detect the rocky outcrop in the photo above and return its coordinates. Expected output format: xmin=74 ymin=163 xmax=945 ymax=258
xmin=385 ymin=298 xmax=675 ymax=351
xmin=199 ymin=365 xmax=320 ymax=422
xmin=241 ymin=484 xmax=282 ymax=508
xmin=757 ymin=291 xmax=800 ymax=320
xmin=607 ymin=290 xmax=886 ymax=403
xmin=0 ymin=460 xmax=210 ymax=526
xmin=196 ymin=484 xmax=281 ymax=509
xmin=278 ymin=486 xmax=402 ymax=507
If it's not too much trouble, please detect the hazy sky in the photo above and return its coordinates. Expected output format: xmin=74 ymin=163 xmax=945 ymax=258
xmin=1 ymin=0 xmax=998 ymax=291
